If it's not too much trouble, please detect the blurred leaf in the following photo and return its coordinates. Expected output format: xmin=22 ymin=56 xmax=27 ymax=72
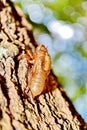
xmin=71 ymin=85 xmax=86 ymax=101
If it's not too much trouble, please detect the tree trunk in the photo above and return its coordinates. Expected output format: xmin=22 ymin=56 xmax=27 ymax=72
xmin=0 ymin=0 xmax=87 ymax=130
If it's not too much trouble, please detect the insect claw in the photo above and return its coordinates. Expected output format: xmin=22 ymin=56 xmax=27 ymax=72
xmin=26 ymin=50 xmax=33 ymax=59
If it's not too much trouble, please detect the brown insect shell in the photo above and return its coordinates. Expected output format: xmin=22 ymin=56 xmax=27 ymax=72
xmin=28 ymin=44 xmax=51 ymax=98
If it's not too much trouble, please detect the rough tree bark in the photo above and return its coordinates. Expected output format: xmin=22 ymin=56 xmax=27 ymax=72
xmin=0 ymin=0 xmax=87 ymax=130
